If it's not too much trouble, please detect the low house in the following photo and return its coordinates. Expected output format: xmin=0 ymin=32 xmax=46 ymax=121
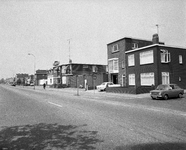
xmin=16 ymin=73 xmax=29 ymax=85
xmin=35 ymin=70 xmax=48 ymax=86
xmin=59 ymin=63 xmax=108 ymax=89
xmin=48 ymin=63 xmax=108 ymax=89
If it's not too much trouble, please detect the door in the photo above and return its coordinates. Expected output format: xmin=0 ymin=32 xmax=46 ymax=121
xmin=112 ymin=74 xmax=118 ymax=84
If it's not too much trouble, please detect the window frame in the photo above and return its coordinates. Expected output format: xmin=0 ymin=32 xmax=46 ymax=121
xmin=140 ymin=50 xmax=154 ymax=65
xmin=179 ymin=55 xmax=183 ymax=64
xmin=160 ymin=49 xmax=171 ymax=63
xmin=162 ymin=72 xmax=170 ymax=84
xmin=112 ymin=44 xmax=119 ymax=53
xmin=132 ymin=43 xmax=138 ymax=49
xmin=140 ymin=72 xmax=155 ymax=86
xmin=108 ymin=58 xmax=119 ymax=73
xmin=128 ymin=74 xmax=135 ymax=86
xmin=128 ymin=54 xmax=135 ymax=66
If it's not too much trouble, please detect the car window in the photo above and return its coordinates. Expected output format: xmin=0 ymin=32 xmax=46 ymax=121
xmin=156 ymin=85 xmax=166 ymax=90
xmin=170 ymin=85 xmax=174 ymax=89
xmin=174 ymin=85 xmax=181 ymax=89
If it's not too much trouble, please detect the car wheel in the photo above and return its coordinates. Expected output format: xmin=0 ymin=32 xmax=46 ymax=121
xmin=151 ymin=96 xmax=156 ymax=100
xmin=178 ymin=93 xmax=183 ymax=98
xmin=163 ymin=94 xmax=168 ymax=100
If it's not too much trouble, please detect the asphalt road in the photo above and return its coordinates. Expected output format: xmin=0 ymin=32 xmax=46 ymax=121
xmin=0 ymin=85 xmax=186 ymax=150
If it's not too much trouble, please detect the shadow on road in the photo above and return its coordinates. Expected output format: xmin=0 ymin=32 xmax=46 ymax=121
xmin=115 ymin=142 xmax=186 ymax=150
xmin=0 ymin=123 xmax=103 ymax=150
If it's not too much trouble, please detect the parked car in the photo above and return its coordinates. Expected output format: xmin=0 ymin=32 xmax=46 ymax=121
xmin=150 ymin=84 xmax=184 ymax=100
xmin=11 ymin=83 xmax=16 ymax=86
xmin=30 ymin=83 xmax=34 ymax=86
xmin=96 ymin=82 xmax=114 ymax=91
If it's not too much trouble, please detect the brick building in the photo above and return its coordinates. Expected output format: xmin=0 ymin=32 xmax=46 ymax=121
xmin=107 ymin=34 xmax=164 ymax=86
xmin=107 ymin=34 xmax=186 ymax=94
xmin=126 ymin=43 xmax=186 ymax=91
xmin=48 ymin=63 xmax=108 ymax=89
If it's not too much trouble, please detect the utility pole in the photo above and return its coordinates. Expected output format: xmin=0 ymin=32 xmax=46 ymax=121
xmin=67 ymin=39 xmax=72 ymax=63
xmin=28 ymin=53 xmax=36 ymax=90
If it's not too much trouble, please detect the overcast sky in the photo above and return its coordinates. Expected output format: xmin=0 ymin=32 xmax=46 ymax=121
xmin=0 ymin=0 xmax=186 ymax=78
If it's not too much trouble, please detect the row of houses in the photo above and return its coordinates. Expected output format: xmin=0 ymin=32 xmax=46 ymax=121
xmin=12 ymin=33 xmax=186 ymax=94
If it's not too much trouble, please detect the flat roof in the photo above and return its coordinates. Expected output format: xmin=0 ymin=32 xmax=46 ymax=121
xmin=125 ymin=44 xmax=186 ymax=54
xmin=58 ymin=63 xmax=107 ymax=67
xmin=107 ymin=37 xmax=152 ymax=45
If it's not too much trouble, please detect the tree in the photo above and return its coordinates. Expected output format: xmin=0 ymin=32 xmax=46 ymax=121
xmin=0 ymin=78 xmax=5 ymax=84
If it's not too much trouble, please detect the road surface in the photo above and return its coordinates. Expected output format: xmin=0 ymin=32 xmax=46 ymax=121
xmin=0 ymin=85 xmax=186 ymax=150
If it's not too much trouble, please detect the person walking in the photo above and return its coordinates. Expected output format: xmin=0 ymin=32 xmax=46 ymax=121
xmin=43 ymin=83 xmax=46 ymax=89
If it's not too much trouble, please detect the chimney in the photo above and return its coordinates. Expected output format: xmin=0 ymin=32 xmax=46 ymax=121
xmin=152 ymin=33 xmax=159 ymax=44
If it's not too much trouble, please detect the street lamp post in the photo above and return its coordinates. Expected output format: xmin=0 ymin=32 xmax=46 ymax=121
xmin=28 ymin=53 xmax=36 ymax=90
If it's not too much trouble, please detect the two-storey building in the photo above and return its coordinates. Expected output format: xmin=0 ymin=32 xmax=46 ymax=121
xmin=107 ymin=34 xmax=164 ymax=87
xmin=59 ymin=63 xmax=108 ymax=89
xmin=126 ymin=42 xmax=186 ymax=93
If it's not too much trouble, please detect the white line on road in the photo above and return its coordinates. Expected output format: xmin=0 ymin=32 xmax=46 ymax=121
xmin=48 ymin=101 xmax=63 ymax=108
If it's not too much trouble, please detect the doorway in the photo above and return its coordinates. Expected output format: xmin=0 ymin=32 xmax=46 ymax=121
xmin=111 ymin=74 xmax=118 ymax=84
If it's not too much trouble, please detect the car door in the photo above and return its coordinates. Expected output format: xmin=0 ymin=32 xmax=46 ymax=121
xmin=167 ymin=85 xmax=174 ymax=98
xmin=174 ymin=85 xmax=182 ymax=97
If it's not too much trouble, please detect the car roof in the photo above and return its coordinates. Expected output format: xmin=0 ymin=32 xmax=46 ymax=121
xmin=159 ymin=84 xmax=176 ymax=86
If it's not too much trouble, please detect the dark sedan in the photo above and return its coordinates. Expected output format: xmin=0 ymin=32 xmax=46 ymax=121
xmin=150 ymin=84 xmax=184 ymax=100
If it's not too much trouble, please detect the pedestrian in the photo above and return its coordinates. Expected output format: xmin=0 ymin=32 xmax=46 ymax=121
xmin=43 ymin=83 xmax=46 ymax=89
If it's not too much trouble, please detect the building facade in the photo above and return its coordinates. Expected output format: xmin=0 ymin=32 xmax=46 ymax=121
xmin=107 ymin=35 xmax=162 ymax=86
xmin=35 ymin=70 xmax=48 ymax=85
xmin=126 ymin=44 xmax=186 ymax=89
xmin=49 ymin=63 xmax=108 ymax=89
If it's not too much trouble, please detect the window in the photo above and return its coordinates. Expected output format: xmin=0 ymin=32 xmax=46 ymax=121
xmin=128 ymin=54 xmax=135 ymax=66
xmin=140 ymin=72 xmax=154 ymax=86
xmin=83 ymin=65 xmax=88 ymax=68
xmin=140 ymin=50 xmax=153 ymax=65
xmin=92 ymin=66 xmax=98 ymax=72
xmin=129 ymin=74 xmax=135 ymax=85
xmin=161 ymin=49 xmax=170 ymax=63
xmin=112 ymin=44 xmax=119 ymax=52
xmin=132 ymin=43 xmax=138 ymax=49
xmin=179 ymin=55 xmax=183 ymax=64
xmin=122 ymin=61 xmax=125 ymax=69
xmin=108 ymin=58 xmax=119 ymax=73
xmin=162 ymin=72 xmax=170 ymax=84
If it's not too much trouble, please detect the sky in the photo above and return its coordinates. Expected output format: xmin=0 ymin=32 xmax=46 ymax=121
xmin=0 ymin=0 xmax=186 ymax=79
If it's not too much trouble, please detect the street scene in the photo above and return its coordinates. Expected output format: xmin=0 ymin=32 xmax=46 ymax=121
xmin=0 ymin=0 xmax=186 ymax=149
xmin=0 ymin=84 xmax=186 ymax=149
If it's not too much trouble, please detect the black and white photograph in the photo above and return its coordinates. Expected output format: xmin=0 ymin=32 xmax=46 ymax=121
xmin=0 ymin=0 xmax=186 ymax=149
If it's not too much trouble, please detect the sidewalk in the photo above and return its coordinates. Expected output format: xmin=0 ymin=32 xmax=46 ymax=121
xmin=32 ymin=85 xmax=150 ymax=99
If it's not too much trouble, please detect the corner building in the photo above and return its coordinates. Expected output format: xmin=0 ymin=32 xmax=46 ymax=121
xmin=107 ymin=35 xmax=162 ymax=86
xmin=126 ymin=44 xmax=186 ymax=90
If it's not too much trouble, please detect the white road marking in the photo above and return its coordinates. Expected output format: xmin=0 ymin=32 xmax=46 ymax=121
xmin=48 ymin=101 xmax=63 ymax=108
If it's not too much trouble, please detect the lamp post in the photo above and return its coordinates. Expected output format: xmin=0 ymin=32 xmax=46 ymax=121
xmin=28 ymin=53 xmax=36 ymax=90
